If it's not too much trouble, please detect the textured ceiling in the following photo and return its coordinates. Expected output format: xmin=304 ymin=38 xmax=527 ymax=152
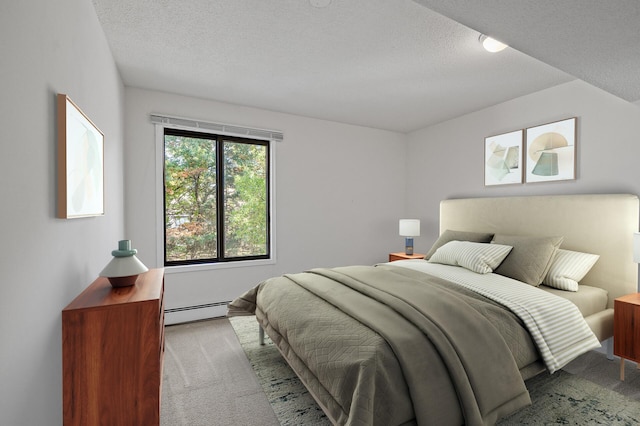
xmin=91 ymin=0 xmax=633 ymax=133
xmin=414 ymin=0 xmax=640 ymax=104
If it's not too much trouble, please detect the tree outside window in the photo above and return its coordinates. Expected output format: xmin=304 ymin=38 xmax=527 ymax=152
xmin=164 ymin=128 xmax=269 ymax=265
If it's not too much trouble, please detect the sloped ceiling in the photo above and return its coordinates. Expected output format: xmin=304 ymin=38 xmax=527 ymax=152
xmin=414 ymin=0 xmax=640 ymax=104
xmin=92 ymin=0 xmax=636 ymax=133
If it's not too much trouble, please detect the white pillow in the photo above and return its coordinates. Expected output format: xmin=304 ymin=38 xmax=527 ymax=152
xmin=542 ymin=249 xmax=600 ymax=291
xmin=428 ymin=241 xmax=513 ymax=274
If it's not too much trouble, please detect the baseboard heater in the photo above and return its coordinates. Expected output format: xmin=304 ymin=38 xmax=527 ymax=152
xmin=165 ymin=301 xmax=231 ymax=325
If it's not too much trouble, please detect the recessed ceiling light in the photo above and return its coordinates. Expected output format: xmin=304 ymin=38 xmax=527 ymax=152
xmin=479 ymin=34 xmax=508 ymax=53
xmin=310 ymin=0 xmax=331 ymax=8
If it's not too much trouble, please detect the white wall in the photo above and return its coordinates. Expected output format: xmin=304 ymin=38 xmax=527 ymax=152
xmin=406 ymin=80 xmax=640 ymax=245
xmin=0 ymin=1 xmax=125 ymax=424
xmin=4 ymin=3 xmax=639 ymax=423
xmin=124 ymin=88 xmax=407 ymax=320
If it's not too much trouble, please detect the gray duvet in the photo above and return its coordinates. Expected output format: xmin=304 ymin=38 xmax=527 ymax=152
xmin=229 ymin=264 xmax=537 ymax=425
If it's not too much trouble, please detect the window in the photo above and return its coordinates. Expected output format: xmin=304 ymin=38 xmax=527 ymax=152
xmin=163 ymin=127 xmax=270 ymax=266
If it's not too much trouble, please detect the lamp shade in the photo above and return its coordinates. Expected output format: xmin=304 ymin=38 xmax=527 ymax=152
xmin=100 ymin=240 xmax=148 ymax=287
xmin=399 ymin=219 xmax=420 ymax=237
xmin=634 ymin=232 xmax=640 ymax=263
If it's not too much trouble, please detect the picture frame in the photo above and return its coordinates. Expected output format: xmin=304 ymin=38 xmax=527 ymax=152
xmin=484 ymin=129 xmax=523 ymax=186
xmin=525 ymin=117 xmax=576 ymax=183
xmin=57 ymin=94 xmax=104 ymax=218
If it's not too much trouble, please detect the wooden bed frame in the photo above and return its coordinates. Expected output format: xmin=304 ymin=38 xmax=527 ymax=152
xmin=439 ymin=193 xmax=639 ymax=343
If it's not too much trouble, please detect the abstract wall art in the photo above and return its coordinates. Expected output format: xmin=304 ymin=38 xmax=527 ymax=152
xmin=57 ymin=94 xmax=104 ymax=218
xmin=484 ymin=129 xmax=523 ymax=186
xmin=525 ymin=117 xmax=576 ymax=183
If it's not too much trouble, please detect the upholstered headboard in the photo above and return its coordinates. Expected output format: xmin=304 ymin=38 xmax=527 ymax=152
xmin=440 ymin=194 xmax=639 ymax=309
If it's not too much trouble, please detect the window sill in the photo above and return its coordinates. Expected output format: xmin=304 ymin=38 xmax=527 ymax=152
xmin=164 ymin=257 xmax=276 ymax=274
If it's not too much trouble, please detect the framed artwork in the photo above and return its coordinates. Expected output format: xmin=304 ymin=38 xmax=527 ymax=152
xmin=484 ymin=129 xmax=523 ymax=186
xmin=57 ymin=94 xmax=104 ymax=218
xmin=525 ymin=117 xmax=576 ymax=183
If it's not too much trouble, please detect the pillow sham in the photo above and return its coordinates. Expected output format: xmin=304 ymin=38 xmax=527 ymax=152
xmin=542 ymin=249 xmax=600 ymax=291
xmin=491 ymin=234 xmax=564 ymax=286
xmin=428 ymin=241 xmax=513 ymax=274
xmin=424 ymin=229 xmax=494 ymax=260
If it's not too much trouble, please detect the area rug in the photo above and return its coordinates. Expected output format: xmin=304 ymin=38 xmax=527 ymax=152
xmin=229 ymin=315 xmax=640 ymax=425
xmin=229 ymin=316 xmax=329 ymax=425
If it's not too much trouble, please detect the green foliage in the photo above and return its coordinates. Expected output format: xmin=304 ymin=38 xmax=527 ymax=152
xmin=164 ymin=134 xmax=268 ymax=263
xmin=224 ymin=141 xmax=268 ymax=257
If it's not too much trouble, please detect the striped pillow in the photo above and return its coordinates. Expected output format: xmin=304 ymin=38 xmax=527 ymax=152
xmin=428 ymin=241 xmax=513 ymax=274
xmin=424 ymin=229 xmax=494 ymax=260
xmin=542 ymin=249 xmax=600 ymax=291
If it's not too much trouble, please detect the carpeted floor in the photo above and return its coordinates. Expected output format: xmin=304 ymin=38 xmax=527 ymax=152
xmin=162 ymin=316 xmax=640 ymax=425
xmin=160 ymin=318 xmax=279 ymax=426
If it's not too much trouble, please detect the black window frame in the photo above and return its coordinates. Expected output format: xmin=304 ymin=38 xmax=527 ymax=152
xmin=163 ymin=127 xmax=271 ymax=267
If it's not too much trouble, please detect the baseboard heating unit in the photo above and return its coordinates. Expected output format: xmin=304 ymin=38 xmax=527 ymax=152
xmin=165 ymin=301 xmax=231 ymax=325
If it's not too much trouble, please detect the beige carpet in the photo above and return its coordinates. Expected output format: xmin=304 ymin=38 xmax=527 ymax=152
xmin=160 ymin=318 xmax=279 ymax=426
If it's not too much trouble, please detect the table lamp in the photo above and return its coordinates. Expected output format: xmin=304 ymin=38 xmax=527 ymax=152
xmin=399 ymin=219 xmax=420 ymax=255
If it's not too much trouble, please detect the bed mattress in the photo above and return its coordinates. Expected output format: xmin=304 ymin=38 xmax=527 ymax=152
xmin=540 ymin=284 xmax=608 ymax=317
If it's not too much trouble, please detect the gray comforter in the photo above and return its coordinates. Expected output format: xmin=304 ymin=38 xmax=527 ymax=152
xmin=229 ymin=264 xmax=536 ymax=425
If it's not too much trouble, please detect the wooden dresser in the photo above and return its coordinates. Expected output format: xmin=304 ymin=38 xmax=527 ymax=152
xmin=62 ymin=268 xmax=165 ymax=425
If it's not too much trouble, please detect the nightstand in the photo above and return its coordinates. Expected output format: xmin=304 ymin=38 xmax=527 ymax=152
xmin=614 ymin=293 xmax=640 ymax=380
xmin=389 ymin=252 xmax=425 ymax=262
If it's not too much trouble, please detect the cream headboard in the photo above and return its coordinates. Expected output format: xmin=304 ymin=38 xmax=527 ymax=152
xmin=440 ymin=194 xmax=639 ymax=308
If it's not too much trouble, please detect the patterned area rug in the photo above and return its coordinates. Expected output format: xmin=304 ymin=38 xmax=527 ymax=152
xmin=229 ymin=316 xmax=329 ymax=425
xmin=500 ymin=370 xmax=640 ymax=425
xmin=229 ymin=315 xmax=640 ymax=425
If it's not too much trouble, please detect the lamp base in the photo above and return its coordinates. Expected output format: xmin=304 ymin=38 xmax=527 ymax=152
xmin=107 ymin=275 xmax=139 ymax=288
xmin=404 ymin=237 xmax=414 ymax=256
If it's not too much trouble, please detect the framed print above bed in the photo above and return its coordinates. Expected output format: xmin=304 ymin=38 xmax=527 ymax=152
xmin=484 ymin=129 xmax=523 ymax=186
xmin=57 ymin=94 xmax=104 ymax=218
xmin=525 ymin=117 xmax=576 ymax=183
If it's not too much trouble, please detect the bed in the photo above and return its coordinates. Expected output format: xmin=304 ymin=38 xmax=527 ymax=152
xmin=229 ymin=194 xmax=639 ymax=425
